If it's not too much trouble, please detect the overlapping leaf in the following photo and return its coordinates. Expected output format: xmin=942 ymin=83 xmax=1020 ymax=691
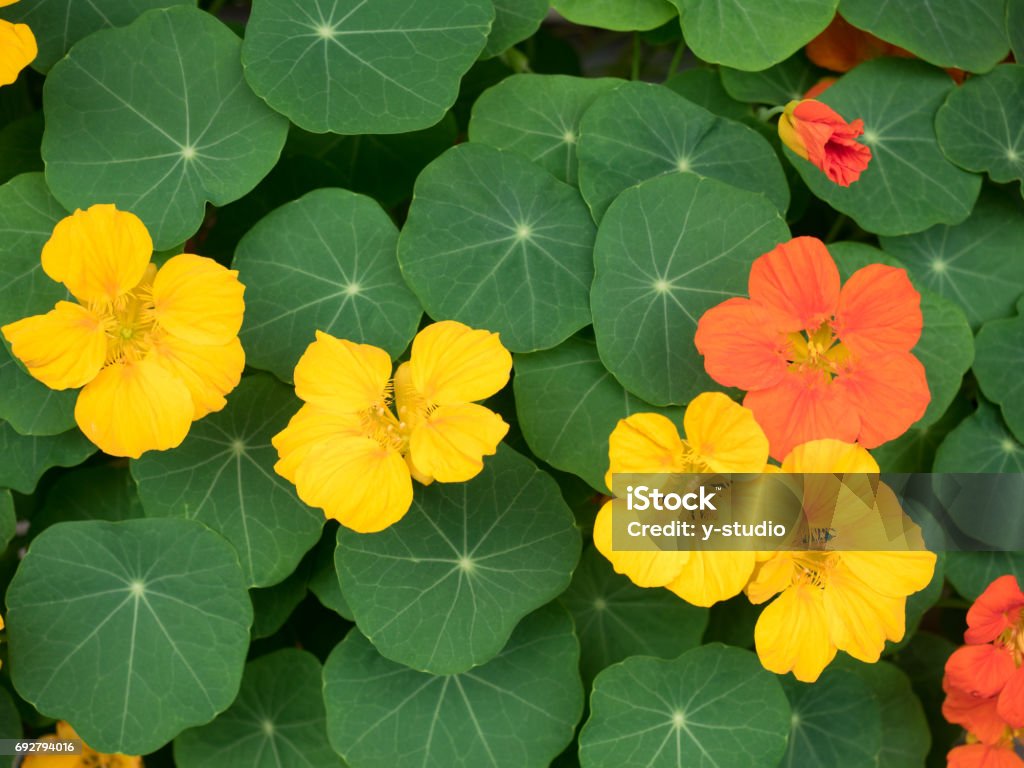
xmin=550 ymin=0 xmax=677 ymax=31
xmin=0 ymin=423 xmax=95 ymax=494
xmin=973 ymin=296 xmax=1024 ymax=442
xmin=934 ymin=401 xmax=1024 ymax=472
xmin=484 ymin=0 xmax=549 ymax=58
xmin=720 ymin=53 xmax=824 ymax=105
xmin=665 ymin=68 xmax=751 ymax=120
xmin=946 ymin=551 xmax=1024 ymax=600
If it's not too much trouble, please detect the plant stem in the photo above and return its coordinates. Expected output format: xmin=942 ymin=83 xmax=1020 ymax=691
xmin=825 ymin=214 xmax=849 ymax=243
xmin=665 ymin=40 xmax=686 ymax=80
xmin=631 ymin=33 xmax=642 ymax=80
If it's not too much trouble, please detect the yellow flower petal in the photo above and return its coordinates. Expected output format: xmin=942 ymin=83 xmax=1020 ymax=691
xmin=780 ymin=438 xmax=879 ymax=473
xmin=0 ymin=20 xmax=36 ymax=87
xmin=293 ymin=331 xmax=392 ymax=415
xmin=605 ymin=412 xmax=685 ymax=491
xmin=592 ymin=501 xmax=689 ymax=587
xmin=746 ymin=553 xmax=796 ymax=604
xmin=24 ymin=723 xmax=142 ymax=768
xmin=840 ymin=551 xmax=936 ymax=598
xmin=2 ymin=301 xmax=106 ymax=389
xmin=0 ymin=1 xmax=23 ymax=7
xmin=75 ymin=358 xmax=192 ymax=458
xmin=665 ymin=551 xmax=757 ymax=607
xmin=147 ymin=332 xmax=244 ymax=420
xmin=823 ymin=561 xmax=906 ymax=662
xmin=152 ymin=254 xmax=244 ymax=346
xmin=271 ymin=404 xmax=364 ymax=483
xmin=41 ymin=205 xmax=152 ymax=305
xmin=408 ymin=403 xmax=508 ymax=483
xmin=393 ymin=361 xmax=426 ymax=431
xmin=408 ymin=321 xmax=511 ymax=406
xmin=682 ymin=392 xmax=770 ymax=472
xmin=754 ymin=583 xmax=837 ymax=683
xmin=295 ymin=436 xmax=412 ymax=533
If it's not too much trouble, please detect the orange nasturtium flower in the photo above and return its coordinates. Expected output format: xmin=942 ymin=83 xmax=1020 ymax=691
xmin=746 ymin=439 xmax=937 ymax=682
xmin=1 ymin=205 xmax=245 ymax=458
xmin=778 ymin=99 xmax=873 ymax=186
xmin=273 ymin=321 xmax=511 ymax=533
xmin=695 ymin=236 xmax=930 ymax=460
xmin=592 ymin=392 xmax=771 ymax=607
xmin=0 ymin=0 xmax=36 ymax=87
xmin=22 ymin=721 xmax=142 ymax=767
xmin=948 ymin=742 xmax=1024 ymax=768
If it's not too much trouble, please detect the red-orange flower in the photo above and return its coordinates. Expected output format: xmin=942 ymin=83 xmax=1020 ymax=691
xmin=694 ymin=236 xmax=929 ymax=460
xmin=943 ymin=676 xmax=1014 ymax=746
xmin=778 ymin=99 xmax=872 ymax=186
xmin=948 ymin=742 xmax=1024 ymax=768
xmin=806 ymin=14 xmax=911 ymax=72
xmin=967 ymin=575 xmax=1024 ymax=645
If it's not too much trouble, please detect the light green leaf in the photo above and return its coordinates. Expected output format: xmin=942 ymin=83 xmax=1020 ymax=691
xmin=132 ymin=374 xmax=323 ymax=588
xmin=550 ymin=0 xmax=677 ymax=31
xmin=242 ymin=0 xmax=493 ymax=134
xmin=323 ymin=604 xmax=583 ymax=768
xmin=249 ymin=561 xmax=309 ymax=639
xmin=307 ymin=525 xmax=353 ymax=621
xmin=0 ymin=423 xmax=95 ymax=494
xmin=934 ymin=400 xmax=1024 ymax=472
xmin=839 ymin=0 xmax=1009 ymax=72
xmin=880 ymin=187 xmax=1024 ymax=328
xmin=398 ymin=143 xmax=596 ymax=353
xmin=6 ymin=518 xmax=252 ymax=754
xmin=513 ymin=336 xmax=683 ymax=493
xmin=670 ymin=0 xmax=837 ymax=71
xmin=946 ymin=551 xmax=1024 ymax=600
xmin=664 ymin=67 xmax=752 ymax=120
xmin=484 ymin=0 xmax=549 ymax=58
xmin=35 ymin=465 xmax=144 ymax=531
xmin=337 ymin=445 xmax=580 ymax=674
xmin=43 ymin=7 xmax=289 ymax=250
xmin=973 ymin=297 xmax=1024 ymax=442
xmin=788 ymin=59 xmax=981 ymax=236
xmin=781 ymin=666 xmax=882 ymax=768
xmin=234 ymin=188 xmax=421 ymax=383
xmin=1010 ymin=0 xmax=1024 ymax=61
xmin=591 ymin=172 xmax=789 ymax=406
xmin=4 ymin=0 xmax=196 ymax=72
xmin=577 ymin=81 xmax=789 ymax=221
xmin=560 ymin=544 xmax=707 ymax=686
xmin=0 ymin=489 xmax=14 ymax=553
xmin=720 ymin=53 xmax=824 ymax=105
xmin=469 ymin=74 xmax=622 ymax=185
xmin=174 ymin=649 xmax=341 ymax=768
xmin=579 ymin=644 xmax=790 ymax=768
xmin=936 ymin=64 xmax=1024 ymax=187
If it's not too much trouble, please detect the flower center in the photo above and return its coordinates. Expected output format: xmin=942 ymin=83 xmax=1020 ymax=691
xmin=786 ymin=321 xmax=849 ymax=380
xmin=360 ymin=399 xmax=411 ymax=455
xmin=790 ymin=551 xmax=839 ymax=589
xmin=95 ymin=274 xmax=160 ymax=365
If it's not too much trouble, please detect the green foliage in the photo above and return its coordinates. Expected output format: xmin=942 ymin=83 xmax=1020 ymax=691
xmin=550 ymin=0 xmax=677 ymax=31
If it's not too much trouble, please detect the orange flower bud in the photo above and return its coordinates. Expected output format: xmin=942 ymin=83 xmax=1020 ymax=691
xmin=778 ymin=99 xmax=872 ymax=186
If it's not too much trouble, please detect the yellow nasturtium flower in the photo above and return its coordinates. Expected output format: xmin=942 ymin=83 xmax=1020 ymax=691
xmin=593 ymin=392 xmax=771 ymax=607
xmin=273 ymin=321 xmax=512 ymax=533
xmin=0 ymin=0 xmax=37 ymax=87
xmin=23 ymin=721 xmax=142 ymax=767
xmin=747 ymin=439 xmax=937 ymax=683
xmin=1 ymin=205 xmax=245 ymax=458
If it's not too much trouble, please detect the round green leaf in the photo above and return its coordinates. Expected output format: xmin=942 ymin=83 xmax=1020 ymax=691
xmin=780 ymin=665 xmax=882 ymax=768
xmin=307 ymin=526 xmax=353 ymax=621
xmin=880 ymin=187 xmax=1024 ymax=328
xmin=0 ymin=112 xmax=44 ymax=185
xmin=893 ymin=632 xmax=961 ymax=761
xmin=560 ymin=544 xmax=707 ymax=686
xmin=513 ymin=336 xmax=683 ymax=493
xmin=550 ymin=0 xmax=677 ymax=31
xmin=670 ymin=0 xmax=837 ymax=71
xmin=398 ymin=143 xmax=596 ymax=353
xmin=664 ymin=67 xmax=752 ymax=121
xmin=337 ymin=445 xmax=580 ymax=674
xmin=946 ymin=551 xmax=1024 ymax=600
xmin=0 ymin=342 xmax=77 ymax=437
xmin=0 ymin=686 xmax=22 ymax=768
xmin=35 ymin=465 xmax=144 ymax=531
xmin=0 ymin=489 xmax=14 ymax=553
xmin=249 ymin=562 xmax=309 ymax=639
xmin=579 ymin=644 xmax=790 ymax=768
xmin=484 ymin=0 xmax=548 ymax=58
xmin=1010 ymin=0 xmax=1024 ymax=61
xmin=234 ymin=188 xmax=421 ymax=383
xmin=241 ymin=0 xmax=492 ymax=134
xmin=42 ymin=6 xmax=289 ymax=250
xmin=577 ymin=81 xmax=789 ymax=221
xmin=839 ymin=0 xmax=1010 ymax=72
xmin=974 ymin=297 xmax=1024 ymax=442
xmin=468 ymin=74 xmax=622 ymax=186
xmin=788 ymin=59 xmax=981 ymax=236
xmin=591 ymin=172 xmax=789 ymax=406
xmin=174 ymin=649 xmax=340 ymax=768
xmin=6 ymin=518 xmax=253 ymax=754
xmin=870 ymin=395 xmax=971 ymax=472
xmin=934 ymin=400 xmax=1024 ymax=472
xmin=0 ymin=423 xmax=95 ymax=494
xmin=4 ymin=0 xmax=196 ymax=72
xmin=132 ymin=374 xmax=324 ymax=588
xmin=936 ymin=64 xmax=1024 ymax=188
xmin=323 ymin=604 xmax=583 ymax=768
xmin=720 ymin=53 xmax=824 ymax=105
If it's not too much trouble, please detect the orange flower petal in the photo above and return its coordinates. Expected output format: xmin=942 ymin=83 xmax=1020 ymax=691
xmin=966 ymin=574 xmax=1024 ymax=645
xmin=834 ymin=264 xmax=922 ymax=355
xmin=997 ymin=664 xmax=1024 ymax=729
xmin=805 ymin=14 xmax=895 ymax=73
xmin=789 ymin=101 xmax=873 ymax=187
xmin=2 ymin=301 xmax=107 ymax=389
xmin=945 ymin=644 xmax=1017 ymax=699
xmin=748 ymin=237 xmax=840 ymax=332
xmin=947 ymin=743 xmax=1024 ymax=768
xmin=943 ymin=676 xmax=1011 ymax=745
xmin=834 ymin=351 xmax=929 ymax=448
xmin=152 ymin=254 xmax=245 ymax=346
xmin=694 ymin=297 xmax=788 ymax=391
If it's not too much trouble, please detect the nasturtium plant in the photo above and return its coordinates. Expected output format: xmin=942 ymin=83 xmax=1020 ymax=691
xmin=1 ymin=1 xmax=1022 ymax=765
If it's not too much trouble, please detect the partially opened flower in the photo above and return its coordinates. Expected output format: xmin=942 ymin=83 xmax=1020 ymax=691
xmin=1 ymin=205 xmax=244 ymax=458
xmin=273 ymin=321 xmax=511 ymax=533
xmin=592 ymin=392 xmax=770 ymax=607
xmin=695 ymin=236 xmax=929 ymax=460
xmin=948 ymin=741 xmax=1024 ymax=768
xmin=23 ymin=720 xmax=142 ymax=767
xmin=0 ymin=0 xmax=36 ymax=87
xmin=806 ymin=13 xmax=910 ymax=73
xmin=747 ymin=439 xmax=937 ymax=682
xmin=778 ymin=99 xmax=872 ymax=186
